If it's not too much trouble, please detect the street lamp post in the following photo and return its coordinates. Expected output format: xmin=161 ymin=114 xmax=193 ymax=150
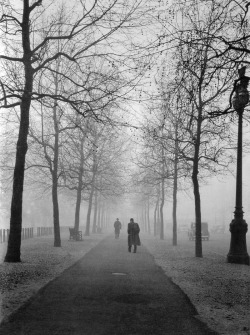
xmin=227 ymin=67 xmax=250 ymax=265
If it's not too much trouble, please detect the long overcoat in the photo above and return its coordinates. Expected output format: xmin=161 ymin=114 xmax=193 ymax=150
xmin=114 ymin=220 xmax=121 ymax=233
xmin=127 ymin=222 xmax=141 ymax=246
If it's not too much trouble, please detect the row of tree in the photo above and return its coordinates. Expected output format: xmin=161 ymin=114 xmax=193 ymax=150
xmin=133 ymin=0 xmax=250 ymax=257
xmin=1 ymin=0 xmax=250 ymax=262
xmin=0 ymin=0 xmax=158 ymax=262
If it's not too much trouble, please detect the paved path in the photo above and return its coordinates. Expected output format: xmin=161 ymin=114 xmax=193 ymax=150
xmin=0 ymin=235 xmax=218 ymax=334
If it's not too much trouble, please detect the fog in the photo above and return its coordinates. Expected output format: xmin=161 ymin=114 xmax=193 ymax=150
xmin=1 ymin=123 xmax=250 ymax=237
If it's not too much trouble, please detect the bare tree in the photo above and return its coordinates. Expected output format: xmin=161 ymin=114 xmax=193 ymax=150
xmin=167 ymin=0 xmax=238 ymax=257
xmin=0 ymin=0 xmax=154 ymax=262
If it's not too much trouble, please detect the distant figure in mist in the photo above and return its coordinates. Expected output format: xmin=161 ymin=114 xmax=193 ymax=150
xmin=114 ymin=218 xmax=122 ymax=239
xmin=127 ymin=218 xmax=141 ymax=253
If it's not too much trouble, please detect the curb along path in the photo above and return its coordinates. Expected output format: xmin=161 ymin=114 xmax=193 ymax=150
xmin=0 ymin=235 xmax=218 ymax=335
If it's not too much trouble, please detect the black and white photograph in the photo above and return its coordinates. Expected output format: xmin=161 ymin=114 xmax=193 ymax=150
xmin=0 ymin=1 xmax=250 ymax=334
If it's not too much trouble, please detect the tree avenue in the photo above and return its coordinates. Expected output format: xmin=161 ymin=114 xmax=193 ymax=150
xmin=1 ymin=0 xmax=250 ymax=263
xmin=128 ymin=0 xmax=250 ymax=257
xmin=0 ymin=0 xmax=155 ymax=262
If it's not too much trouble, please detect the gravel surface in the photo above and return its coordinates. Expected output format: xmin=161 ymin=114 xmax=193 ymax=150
xmin=0 ymin=231 xmax=250 ymax=335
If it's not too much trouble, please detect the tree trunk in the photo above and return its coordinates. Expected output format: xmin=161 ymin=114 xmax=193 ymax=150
xmin=85 ymin=166 xmax=96 ymax=236
xmin=74 ymin=186 xmax=82 ymax=232
xmin=157 ymin=195 xmax=160 ymax=235
xmin=147 ymin=197 xmax=151 ymax=234
xmin=160 ymin=177 xmax=165 ymax=240
xmin=154 ymin=195 xmax=159 ymax=237
xmin=5 ymin=0 xmax=33 ymax=262
xmin=97 ymin=195 xmax=101 ymax=231
xmin=52 ymin=100 xmax=61 ymax=247
xmin=101 ymin=202 xmax=105 ymax=230
xmin=193 ymin=113 xmax=202 ymax=257
xmin=192 ymin=165 xmax=202 ymax=257
xmin=173 ymin=172 xmax=178 ymax=246
xmin=160 ymin=145 xmax=165 ymax=240
xmin=173 ymin=127 xmax=178 ymax=246
xmin=92 ymin=189 xmax=98 ymax=233
xmin=85 ymin=188 xmax=94 ymax=236
xmin=52 ymin=175 xmax=61 ymax=247
xmin=74 ymin=140 xmax=84 ymax=232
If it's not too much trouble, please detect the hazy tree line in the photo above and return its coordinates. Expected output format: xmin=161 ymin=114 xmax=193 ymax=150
xmin=1 ymin=0 xmax=250 ymax=262
xmin=0 ymin=0 xmax=158 ymax=262
xmin=132 ymin=0 xmax=250 ymax=257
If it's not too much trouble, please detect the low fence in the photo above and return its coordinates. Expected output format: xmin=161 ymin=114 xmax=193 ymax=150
xmin=37 ymin=227 xmax=53 ymax=237
xmin=0 ymin=227 xmax=54 ymax=243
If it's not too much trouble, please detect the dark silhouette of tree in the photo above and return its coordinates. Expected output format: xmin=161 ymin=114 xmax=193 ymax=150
xmin=167 ymin=1 xmax=238 ymax=257
xmin=0 ymin=0 xmax=154 ymax=262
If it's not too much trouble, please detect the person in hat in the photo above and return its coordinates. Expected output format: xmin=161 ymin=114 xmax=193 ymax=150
xmin=127 ymin=218 xmax=141 ymax=253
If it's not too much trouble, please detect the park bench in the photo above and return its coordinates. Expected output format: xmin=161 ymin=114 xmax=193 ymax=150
xmin=69 ymin=228 xmax=83 ymax=241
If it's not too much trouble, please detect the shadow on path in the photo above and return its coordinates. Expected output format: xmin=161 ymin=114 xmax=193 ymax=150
xmin=0 ymin=235 xmax=218 ymax=334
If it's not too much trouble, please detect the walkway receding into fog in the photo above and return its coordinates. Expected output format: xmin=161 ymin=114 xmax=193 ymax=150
xmin=0 ymin=235 xmax=218 ymax=335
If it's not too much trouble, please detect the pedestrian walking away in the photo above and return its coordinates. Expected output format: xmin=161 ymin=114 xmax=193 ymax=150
xmin=127 ymin=218 xmax=141 ymax=253
xmin=114 ymin=218 xmax=122 ymax=239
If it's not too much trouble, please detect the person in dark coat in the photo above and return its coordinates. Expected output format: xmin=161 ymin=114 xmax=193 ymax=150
xmin=127 ymin=218 xmax=141 ymax=253
xmin=114 ymin=218 xmax=122 ymax=239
